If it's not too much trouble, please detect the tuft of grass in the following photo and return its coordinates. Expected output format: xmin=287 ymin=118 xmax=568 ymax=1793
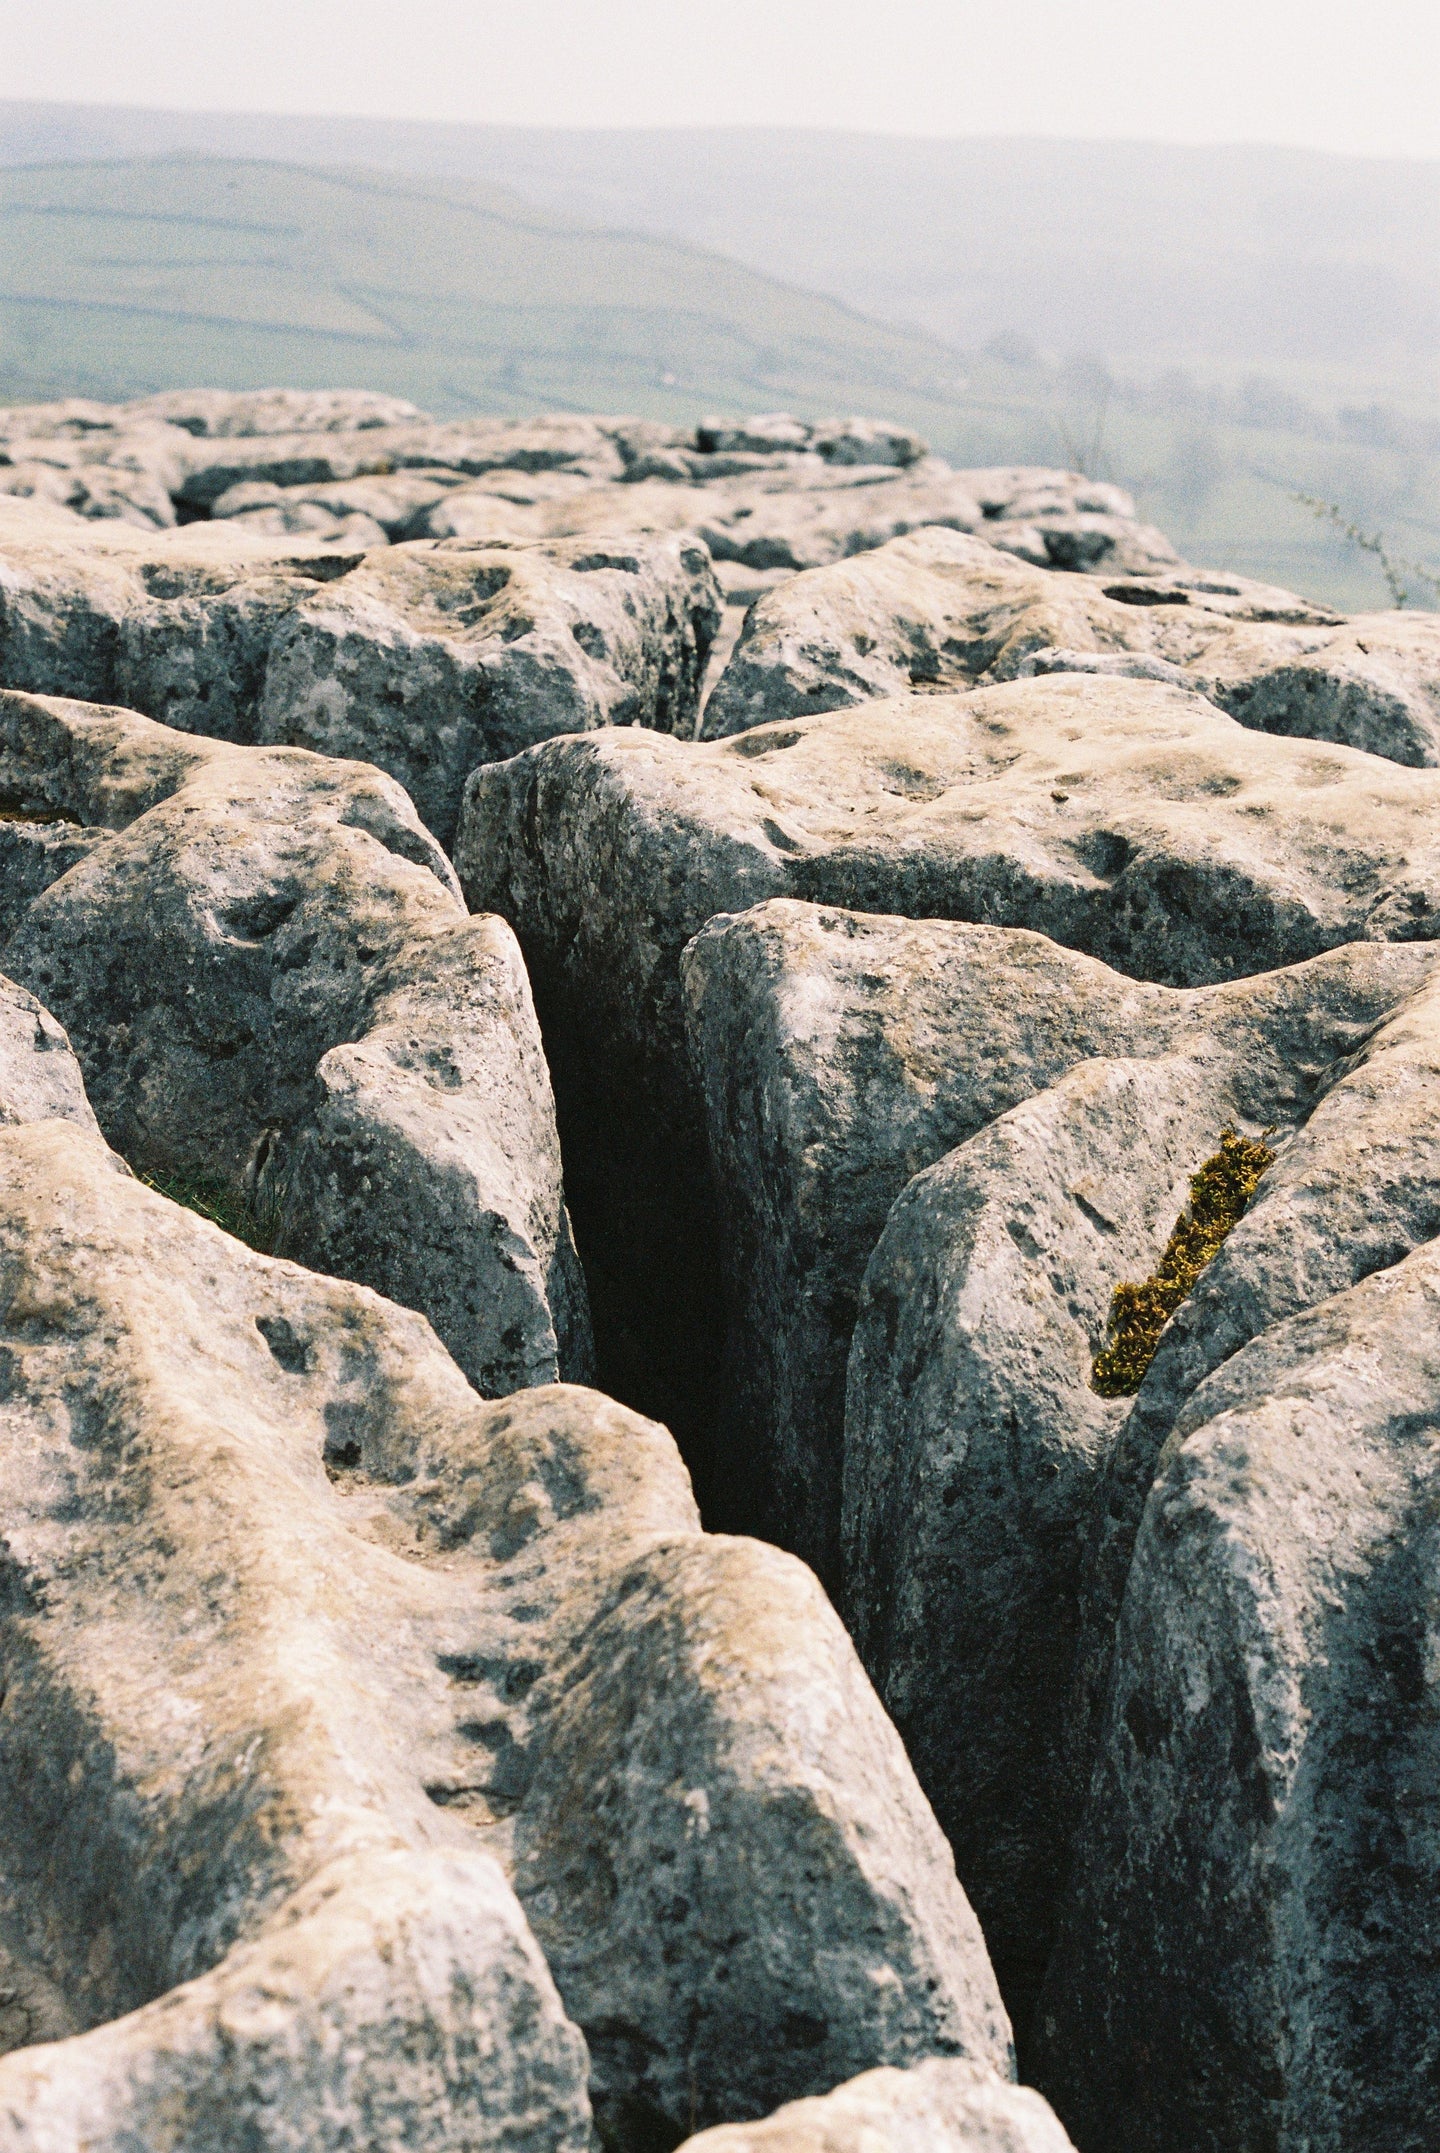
xmin=140 ymin=1167 xmax=286 ymax=1255
xmin=1091 ymin=1127 xmax=1275 ymax=1398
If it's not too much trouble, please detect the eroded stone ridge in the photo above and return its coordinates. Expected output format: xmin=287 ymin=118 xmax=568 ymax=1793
xmin=0 ymin=516 xmax=722 ymax=843
xmin=0 ymin=1120 xmax=1010 ymax=2148
xmin=455 ymin=673 xmax=1440 ymax=1494
xmin=704 ymin=526 xmax=1440 ymax=767
xmin=0 ymin=687 xmax=591 ymax=1396
xmin=5 ymin=386 xmax=1440 ymax=2153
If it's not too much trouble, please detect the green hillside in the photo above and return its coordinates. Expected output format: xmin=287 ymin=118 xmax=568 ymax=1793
xmin=0 ymin=145 xmax=1435 ymax=610
xmin=0 ymin=155 xmax=972 ymax=429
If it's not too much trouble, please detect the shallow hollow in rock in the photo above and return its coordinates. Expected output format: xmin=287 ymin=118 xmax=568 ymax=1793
xmin=0 ymin=517 xmax=723 ymax=844
xmin=702 ymin=524 xmax=1440 ymax=767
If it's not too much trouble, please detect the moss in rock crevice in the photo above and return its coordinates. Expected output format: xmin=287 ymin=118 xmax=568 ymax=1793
xmin=140 ymin=1167 xmax=286 ymax=1256
xmin=1091 ymin=1125 xmax=1275 ymax=1398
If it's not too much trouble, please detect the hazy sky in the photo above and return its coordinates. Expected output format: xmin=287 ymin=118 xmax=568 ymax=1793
xmin=2 ymin=0 xmax=1438 ymax=160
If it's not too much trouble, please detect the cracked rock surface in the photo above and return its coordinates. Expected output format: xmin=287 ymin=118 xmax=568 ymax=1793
xmin=0 ymin=513 xmax=721 ymax=844
xmin=0 ymin=1120 xmax=1011 ymax=2148
xmin=704 ymin=526 xmax=1440 ymax=766
xmin=455 ymin=674 xmax=1440 ymax=1491
xmin=1034 ymin=1237 xmax=1440 ymax=2153
xmin=0 ymin=687 xmax=591 ymax=1397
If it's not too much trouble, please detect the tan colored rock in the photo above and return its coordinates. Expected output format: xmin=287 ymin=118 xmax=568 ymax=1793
xmin=677 ymin=2061 xmax=1077 ymax=2153
xmin=0 ymin=970 xmax=99 ymax=1133
xmin=0 ymin=1121 xmax=1011 ymax=2147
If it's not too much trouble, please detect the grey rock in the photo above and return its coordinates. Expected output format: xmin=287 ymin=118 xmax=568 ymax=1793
xmin=683 ymin=900 xmax=1439 ymax=2014
xmin=456 ymin=675 xmax=1440 ymax=1487
xmin=209 ymin=468 xmax=470 ymax=541
xmin=167 ymin=414 xmax=627 ymax=511
xmin=0 ymin=970 xmax=100 ymax=1132
xmin=0 ymin=1120 xmax=1011 ymax=2146
xmin=0 ymin=521 xmax=722 ymax=843
xmin=1067 ymin=965 xmax=1440 ymax=1833
xmin=124 ymin=386 xmax=430 ymax=436
xmin=0 ymin=816 xmax=108 ymax=941
xmin=0 ymin=688 xmax=591 ymax=1397
xmin=811 ymin=417 xmax=929 ymax=468
xmin=276 ymin=913 xmax=594 ymax=1397
xmin=683 ymin=898 xmax=1426 ymax=1571
xmin=257 ymin=533 xmax=722 ymax=841
xmin=676 ymin=2061 xmax=1077 ymax=2153
xmin=0 ymin=1120 xmax=593 ymax=2153
xmin=214 ymin=499 xmax=391 ymax=548
xmin=0 ymin=454 xmax=178 ymax=531
xmin=842 ymin=1055 xmax=1234 ymax=2018
xmin=697 ymin=413 xmax=816 ymax=455
xmin=691 ymin=470 xmax=987 ymax=574
xmin=518 ymin=1529 xmax=1011 ymax=2142
xmin=417 ymin=456 xmax=1178 ymax=586
xmin=705 ymin=528 xmax=1435 ymax=764
xmin=1034 ymin=1238 xmax=1440 ymax=2153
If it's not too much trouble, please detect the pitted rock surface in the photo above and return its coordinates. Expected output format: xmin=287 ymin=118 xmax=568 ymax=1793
xmin=0 ymin=517 xmax=721 ymax=843
xmin=705 ymin=526 xmax=1440 ymax=766
xmin=683 ymin=899 xmax=1440 ymax=2019
xmin=0 ymin=1121 xmax=1011 ymax=2149
xmin=455 ymin=674 xmax=1440 ymax=1489
xmin=1066 ymin=963 xmax=1440 ymax=1827
xmin=0 ymin=688 xmax=591 ymax=1397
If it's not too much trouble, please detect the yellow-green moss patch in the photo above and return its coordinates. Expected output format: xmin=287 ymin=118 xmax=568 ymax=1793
xmin=1091 ymin=1126 xmax=1275 ymax=1398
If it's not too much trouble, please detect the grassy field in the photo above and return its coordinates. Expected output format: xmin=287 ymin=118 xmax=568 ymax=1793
xmin=0 ymin=156 xmax=975 ymax=427
xmin=0 ymin=144 xmax=1435 ymax=611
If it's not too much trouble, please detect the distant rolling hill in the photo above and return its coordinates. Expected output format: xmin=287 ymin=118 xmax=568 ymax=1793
xmin=0 ymin=154 xmax=973 ymax=431
xmin=0 ymin=123 xmax=1436 ymax=611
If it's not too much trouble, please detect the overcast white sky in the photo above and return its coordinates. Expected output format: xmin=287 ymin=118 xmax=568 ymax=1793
xmin=2 ymin=0 xmax=1438 ymax=160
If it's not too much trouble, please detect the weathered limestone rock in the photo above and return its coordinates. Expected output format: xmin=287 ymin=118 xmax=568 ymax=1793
xmin=1066 ymin=966 xmax=1440 ymax=1830
xmin=0 ymin=1122 xmax=593 ymax=2153
xmin=677 ymin=2061 xmax=1077 ymax=2153
xmin=705 ymin=527 xmax=1440 ymax=766
xmin=0 ymin=520 xmax=722 ymax=842
xmin=125 ymin=387 xmax=428 ymax=436
xmin=0 ymin=689 xmax=591 ymax=1397
xmin=0 ymin=971 xmax=99 ymax=1132
xmin=258 ymin=533 xmax=722 ymax=841
xmin=275 ymin=914 xmax=594 ymax=1399
xmin=161 ymin=414 xmax=628 ymax=512
xmin=684 ymin=899 xmax=1440 ymax=2010
xmin=0 ymin=1122 xmax=1011 ymax=2147
xmin=687 ymin=903 xmax=1433 ymax=1570
xmin=209 ymin=468 xmax=471 ymax=542
xmin=1034 ymin=1239 xmax=1440 ymax=2153
xmin=0 ymin=452 xmax=179 ymax=532
xmin=421 ymin=459 xmax=1176 ymax=584
xmin=455 ymin=675 xmax=1440 ymax=1483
